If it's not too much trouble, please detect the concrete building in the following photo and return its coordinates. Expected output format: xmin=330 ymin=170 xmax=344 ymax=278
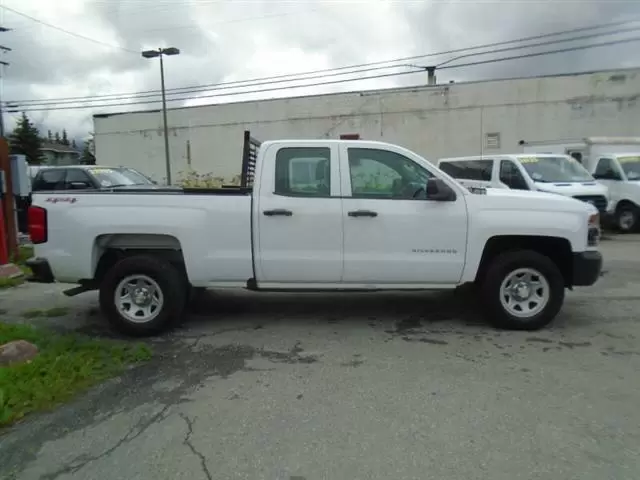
xmin=93 ymin=67 xmax=640 ymax=184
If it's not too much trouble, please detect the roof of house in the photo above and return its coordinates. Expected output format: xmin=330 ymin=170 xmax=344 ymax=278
xmin=40 ymin=142 xmax=80 ymax=154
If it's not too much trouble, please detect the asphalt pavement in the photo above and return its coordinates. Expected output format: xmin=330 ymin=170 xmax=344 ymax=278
xmin=1 ymin=235 xmax=639 ymax=480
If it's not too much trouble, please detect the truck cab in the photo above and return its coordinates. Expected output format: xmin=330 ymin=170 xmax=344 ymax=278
xmin=522 ymin=137 xmax=640 ymax=232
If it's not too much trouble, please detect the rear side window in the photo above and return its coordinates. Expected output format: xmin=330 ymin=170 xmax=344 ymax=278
xmin=439 ymin=160 xmax=493 ymax=181
xmin=274 ymin=147 xmax=331 ymax=197
xmin=32 ymin=169 xmax=66 ymax=191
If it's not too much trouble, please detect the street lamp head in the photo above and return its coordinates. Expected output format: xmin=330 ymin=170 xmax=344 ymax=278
xmin=161 ymin=47 xmax=180 ymax=56
xmin=141 ymin=49 xmax=161 ymax=59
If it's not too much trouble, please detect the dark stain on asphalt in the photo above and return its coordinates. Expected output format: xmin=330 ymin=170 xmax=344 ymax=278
xmin=340 ymin=359 xmax=365 ymax=367
xmin=419 ymin=338 xmax=448 ymax=345
xmin=559 ymin=341 xmax=592 ymax=349
xmin=394 ymin=317 xmax=422 ymax=333
xmin=0 ymin=339 xmax=319 ymax=478
xmin=526 ymin=337 xmax=554 ymax=344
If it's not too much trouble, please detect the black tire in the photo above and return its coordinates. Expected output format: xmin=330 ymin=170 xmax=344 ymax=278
xmin=99 ymin=255 xmax=188 ymax=337
xmin=615 ymin=203 xmax=639 ymax=233
xmin=480 ymin=250 xmax=565 ymax=331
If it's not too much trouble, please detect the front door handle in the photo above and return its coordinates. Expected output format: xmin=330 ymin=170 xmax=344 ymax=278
xmin=263 ymin=209 xmax=293 ymax=217
xmin=348 ymin=210 xmax=378 ymax=218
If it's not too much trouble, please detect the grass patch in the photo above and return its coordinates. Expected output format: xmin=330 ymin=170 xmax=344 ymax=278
xmin=21 ymin=307 xmax=70 ymax=319
xmin=0 ymin=323 xmax=151 ymax=427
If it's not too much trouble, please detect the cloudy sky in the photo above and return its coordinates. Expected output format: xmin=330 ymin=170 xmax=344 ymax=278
xmin=1 ymin=0 xmax=639 ymax=141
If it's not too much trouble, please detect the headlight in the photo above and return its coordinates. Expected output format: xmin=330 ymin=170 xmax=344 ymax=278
xmin=588 ymin=213 xmax=600 ymax=246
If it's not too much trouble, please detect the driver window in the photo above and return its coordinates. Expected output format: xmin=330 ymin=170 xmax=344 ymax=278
xmin=347 ymin=148 xmax=433 ymax=199
xmin=499 ymin=160 xmax=529 ymax=190
xmin=594 ymin=158 xmax=622 ymax=180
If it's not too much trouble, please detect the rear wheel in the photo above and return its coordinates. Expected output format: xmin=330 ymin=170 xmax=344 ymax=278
xmin=99 ymin=255 xmax=187 ymax=336
xmin=481 ymin=250 xmax=565 ymax=331
xmin=615 ymin=203 xmax=639 ymax=233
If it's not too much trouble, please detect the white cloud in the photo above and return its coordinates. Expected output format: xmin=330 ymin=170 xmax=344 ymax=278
xmin=0 ymin=0 xmax=638 ymax=140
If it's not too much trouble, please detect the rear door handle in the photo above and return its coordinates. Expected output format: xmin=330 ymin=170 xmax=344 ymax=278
xmin=348 ymin=210 xmax=378 ymax=218
xmin=263 ymin=209 xmax=293 ymax=217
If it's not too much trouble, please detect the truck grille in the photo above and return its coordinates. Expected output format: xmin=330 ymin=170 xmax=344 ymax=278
xmin=573 ymin=195 xmax=607 ymax=213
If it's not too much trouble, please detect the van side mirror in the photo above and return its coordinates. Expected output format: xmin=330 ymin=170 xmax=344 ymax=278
xmin=426 ymin=178 xmax=456 ymax=201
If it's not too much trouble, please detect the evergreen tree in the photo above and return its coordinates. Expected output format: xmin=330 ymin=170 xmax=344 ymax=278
xmin=47 ymin=130 xmax=52 ymax=142
xmin=9 ymin=113 xmax=43 ymax=165
xmin=54 ymin=131 xmax=61 ymax=144
xmin=61 ymin=129 xmax=70 ymax=146
xmin=80 ymin=133 xmax=96 ymax=165
xmin=71 ymin=139 xmax=77 ymax=149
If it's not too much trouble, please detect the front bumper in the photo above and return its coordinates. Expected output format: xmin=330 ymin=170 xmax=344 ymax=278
xmin=25 ymin=257 xmax=55 ymax=283
xmin=572 ymin=251 xmax=603 ymax=287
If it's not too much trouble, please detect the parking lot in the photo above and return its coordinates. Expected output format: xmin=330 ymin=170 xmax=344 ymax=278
xmin=1 ymin=235 xmax=640 ymax=480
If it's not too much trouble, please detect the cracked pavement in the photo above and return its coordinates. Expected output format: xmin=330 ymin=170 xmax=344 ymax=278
xmin=1 ymin=235 xmax=640 ymax=480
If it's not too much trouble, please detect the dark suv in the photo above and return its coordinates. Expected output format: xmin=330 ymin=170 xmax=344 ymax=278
xmin=31 ymin=165 xmax=158 ymax=191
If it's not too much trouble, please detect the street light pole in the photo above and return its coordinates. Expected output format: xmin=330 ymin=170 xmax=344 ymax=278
xmin=142 ymin=47 xmax=180 ymax=185
xmin=158 ymin=54 xmax=171 ymax=184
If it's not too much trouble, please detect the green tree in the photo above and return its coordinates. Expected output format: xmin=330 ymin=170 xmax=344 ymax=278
xmin=54 ymin=131 xmax=61 ymax=144
xmin=80 ymin=133 xmax=95 ymax=165
xmin=71 ymin=139 xmax=77 ymax=149
xmin=47 ymin=129 xmax=52 ymax=142
xmin=61 ymin=129 xmax=70 ymax=146
xmin=9 ymin=112 xmax=43 ymax=165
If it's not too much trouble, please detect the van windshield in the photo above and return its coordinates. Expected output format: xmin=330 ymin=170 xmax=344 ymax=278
xmin=517 ymin=156 xmax=594 ymax=183
xmin=617 ymin=156 xmax=640 ymax=180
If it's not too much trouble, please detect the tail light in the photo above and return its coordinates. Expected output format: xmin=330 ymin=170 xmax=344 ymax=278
xmin=28 ymin=206 xmax=48 ymax=244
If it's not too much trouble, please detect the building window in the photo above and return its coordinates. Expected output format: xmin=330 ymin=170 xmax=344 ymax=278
xmin=485 ymin=132 xmax=500 ymax=149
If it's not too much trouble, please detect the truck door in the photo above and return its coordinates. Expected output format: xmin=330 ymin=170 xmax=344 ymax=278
xmin=339 ymin=144 xmax=468 ymax=284
xmin=255 ymin=143 xmax=343 ymax=284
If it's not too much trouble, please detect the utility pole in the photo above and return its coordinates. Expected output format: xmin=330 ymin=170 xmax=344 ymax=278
xmin=0 ymin=27 xmax=12 ymax=138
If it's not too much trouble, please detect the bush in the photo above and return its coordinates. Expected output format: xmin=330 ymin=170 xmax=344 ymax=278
xmin=176 ymin=169 xmax=241 ymax=188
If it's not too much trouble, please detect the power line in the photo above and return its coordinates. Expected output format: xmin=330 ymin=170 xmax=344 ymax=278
xmin=438 ymin=36 xmax=640 ymax=70
xmin=435 ymin=24 xmax=640 ymax=67
xmin=8 ymin=16 xmax=640 ymax=106
xmin=0 ymin=5 xmax=138 ymax=54
xmin=9 ymin=64 xmax=421 ymax=107
xmin=11 ymin=35 xmax=640 ymax=113
xmin=10 ymin=69 xmax=425 ymax=112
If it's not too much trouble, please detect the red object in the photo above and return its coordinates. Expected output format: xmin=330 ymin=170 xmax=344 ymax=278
xmin=340 ymin=133 xmax=360 ymax=140
xmin=0 ymin=202 xmax=7 ymax=265
xmin=27 ymin=206 xmax=48 ymax=245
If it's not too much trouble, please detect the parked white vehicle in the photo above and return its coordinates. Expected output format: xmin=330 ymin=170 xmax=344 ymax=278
xmin=26 ymin=132 xmax=603 ymax=336
xmin=521 ymin=137 xmax=640 ymax=232
xmin=437 ymin=154 xmax=609 ymax=215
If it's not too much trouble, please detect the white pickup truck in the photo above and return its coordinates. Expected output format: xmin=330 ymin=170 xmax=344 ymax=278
xmin=26 ymin=132 xmax=603 ymax=336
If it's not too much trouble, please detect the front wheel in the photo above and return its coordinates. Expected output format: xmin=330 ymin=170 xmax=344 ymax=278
xmin=99 ymin=255 xmax=188 ymax=337
xmin=615 ymin=203 xmax=639 ymax=233
xmin=481 ymin=250 xmax=565 ymax=331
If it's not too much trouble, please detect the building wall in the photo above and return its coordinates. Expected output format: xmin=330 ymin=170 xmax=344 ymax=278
xmin=93 ymin=68 xmax=640 ymax=184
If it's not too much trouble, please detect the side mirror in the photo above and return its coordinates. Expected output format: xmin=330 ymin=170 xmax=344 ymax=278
xmin=69 ymin=181 xmax=91 ymax=189
xmin=426 ymin=178 xmax=456 ymax=201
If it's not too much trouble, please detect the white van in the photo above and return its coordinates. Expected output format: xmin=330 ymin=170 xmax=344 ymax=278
xmin=437 ymin=154 xmax=609 ymax=215
xmin=521 ymin=137 xmax=640 ymax=232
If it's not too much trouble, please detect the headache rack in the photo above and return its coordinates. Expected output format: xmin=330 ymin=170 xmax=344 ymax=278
xmin=241 ymin=130 xmax=261 ymax=188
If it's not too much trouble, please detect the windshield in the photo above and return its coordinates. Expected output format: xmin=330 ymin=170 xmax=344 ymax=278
xmin=87 ymin=167 xmax=154 ymax=187
xmin=517 ymin=155 xmax=594 ymax=183
xmin=617 ymin=156 xmax=640 ymax=180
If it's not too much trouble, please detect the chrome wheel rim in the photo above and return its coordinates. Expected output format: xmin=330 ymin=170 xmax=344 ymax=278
xmin=619 ymin=210 xmax=635 ymax=231
xmin=499 ymin=267 xmax=550 ymax=319
xmin=115 ymin=274 xmax=164 ymax=323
